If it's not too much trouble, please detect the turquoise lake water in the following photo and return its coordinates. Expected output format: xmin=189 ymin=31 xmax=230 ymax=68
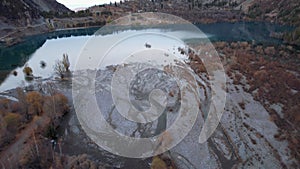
xmin=0 ymin=22 xmax=293 ymax=92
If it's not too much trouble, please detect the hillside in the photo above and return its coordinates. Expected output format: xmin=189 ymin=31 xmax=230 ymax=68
xmin=244 ymin=0 xmax=300 ymax=25
xmin=0 ymin=0 xmax=69 ymax=27
xmin=0 ymin=0 xmax=71 ymax=45
xmin=1 ymin=0 xmax=299 ymax=46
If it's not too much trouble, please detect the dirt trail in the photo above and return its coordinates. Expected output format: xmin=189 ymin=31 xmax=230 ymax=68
xmin=0 ymin=114 xmax=50 ymax=169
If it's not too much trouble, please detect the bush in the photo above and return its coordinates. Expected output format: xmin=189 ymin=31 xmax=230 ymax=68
xmin=4 ymin=113 xmax=21 ymax=132
xmin=23 ymin=65 xmax=33 ymax=76
xmin=151 ymin=156 xmax=167 ymax=169
xmin=53 ymin=93 xmax=68 ymax=109
xmin=0 ymin=98 xmax=10 ymax=111
xmin=11 ymin=102 xmax=21 ymax=113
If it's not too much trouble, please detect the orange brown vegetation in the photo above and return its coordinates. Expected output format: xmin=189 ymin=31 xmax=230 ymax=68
xmin=151 ymin=155 xmax=177 ymax=169
xmin=186 ymin=48 xmax=209 ymax=75
xmin=0 ymin=88 xmax=69 ymax=168
xmin=18 ymin=136 xmax=53 ymax=169
xmin=151 ymin=156 xmax=168 ymax=169
xmin=26 ymin=91 xmax=43 ymax=116
xmin=3 ymin=113 xmax=21 ymax=132
xmin=52 ymin=154 xmax=105 ymax=169
xmin=212 ymin=42 xmax=300 ymax=161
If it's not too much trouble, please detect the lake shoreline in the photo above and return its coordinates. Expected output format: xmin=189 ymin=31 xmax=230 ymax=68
xmin=0 ymin=24 xmax=104 ymax=47
xmin=0 ymin=18 xmax=293 ymax=47
xmin=0 ymin=21 xmax=296 ymax=89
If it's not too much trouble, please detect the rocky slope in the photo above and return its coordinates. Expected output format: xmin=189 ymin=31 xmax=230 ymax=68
xmin=0 ymin=0 xmax=69 ymax=26
xmin=244 ymin=0 xmax=300 ymax=25
xmin=114 ymin=0 xmax=298 ymax=25
xmin=0 ymin=0 xmax=70 ymax=44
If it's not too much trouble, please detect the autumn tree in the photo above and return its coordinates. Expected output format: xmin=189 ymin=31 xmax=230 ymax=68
xmin=1 ymin=98 xmax=10 ymax=109
xmin=54 ymin=53 xmax=71 ymax=79
xmin=0 ymin=114 xmax=8 ymax=147
xmin=151 ymin=156 xmax=168 ymax=169
xmin=4 ymin=112 xmax=21 ymax=133
xmin=19 ymin=137 xmax=53 ymax=169
xmin=23 ymin=64 xmax=33 ymax=76
xmin=42 ymin=83 xmax=69 ymax=138
xmin=17 ymin=87 xmax=29 ymax=120
xmin=43 ymin=83 xmax=57 ymax=121
xmin=43 ymin=93 xmax=69 ymax=139
xmin=53 ymin=93 xmax=68 ymax=113
xmin=26 ymin=91 xmax=43 ymax=116
xmin=62 ymin=53 xmax=70 ymax=72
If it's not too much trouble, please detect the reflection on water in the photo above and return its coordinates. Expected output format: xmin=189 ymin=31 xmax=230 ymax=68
xmin=0 ymin=22 xmax=293 ymax=92
xmin=0 ymin=36 xmax=90 ymax=91
xmin=0 ymin=26 xmax=208 ymax=92
xmin=197 ymin=21 xmax=293 ymax=43
xmin=0 ymin=27 xmax=99 ymax=84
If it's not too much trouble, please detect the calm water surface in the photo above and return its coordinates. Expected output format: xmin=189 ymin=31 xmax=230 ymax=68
xmin=0 ymin=22 xmax=292 ymax=92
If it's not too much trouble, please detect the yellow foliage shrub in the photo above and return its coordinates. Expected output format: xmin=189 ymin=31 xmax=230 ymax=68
xmin=23 ymin=66 xmax=33 ymax=76
xmin=151 ymin=156 xmax=168 ymax=169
